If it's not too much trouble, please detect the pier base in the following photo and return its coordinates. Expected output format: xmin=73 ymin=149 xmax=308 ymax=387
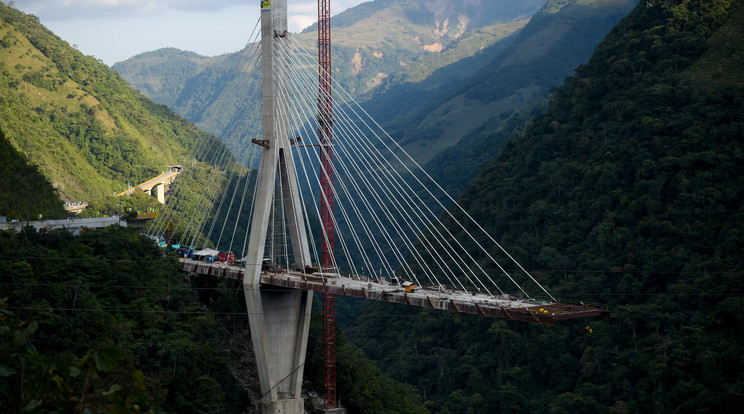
xmin=244 ymin=281 xmax=312 ymax=414
xmin=259 ymin=398 xmax=306 ymax=414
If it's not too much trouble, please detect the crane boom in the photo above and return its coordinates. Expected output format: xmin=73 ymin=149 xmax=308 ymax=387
xmin=318 ymin=0 xmax=337 ymax=409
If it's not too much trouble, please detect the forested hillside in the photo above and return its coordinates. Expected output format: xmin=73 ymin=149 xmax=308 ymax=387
xmin=0 ymin=127 xmax=66 ymax=220
xmin=345 ymin=0 xmax=744 ymax=412
xmin=0 ymin=226 xmax=251 ymax=413
xmin=0 ymin=226 xmax=428 ymax=413
xmin=0 ymin=5 xmax=432 ymax=412
xmin=412 ymin=0 xmax=637 ymax=193
xmin=0 ymin=3 xmax=217 ymax=201
xmin=4 ymin=0 xmax=743 ymax=412
xmin=112 ymin=48 xmax=229 ymax=109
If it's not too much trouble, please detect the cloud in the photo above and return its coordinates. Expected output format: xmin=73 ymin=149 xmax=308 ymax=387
xmin=288 ymin=0 xmax=368 ymax=32
xmin=10 ymin=0 xmax=370 ymax=64
xmin=18 ymin=0 xmax=368 ymax=22
xmin=288 ymin=1 xmax=318 ymax=31
xmin=288 ymin=15 xmax=315 ymax=32
xmin=16 ymin=0 xmax=250 ymax=20
xmin=332 ymin=0 xmax=370 ymax=13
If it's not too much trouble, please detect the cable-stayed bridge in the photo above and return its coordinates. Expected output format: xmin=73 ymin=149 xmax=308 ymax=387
xmin=144 ymin=2 xmax=607 ymax=413
xmin=181 ymin=259 xmax=606 ymax=324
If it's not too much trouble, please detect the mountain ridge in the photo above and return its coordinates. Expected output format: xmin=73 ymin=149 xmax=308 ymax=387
xmin=112 ymin=0 xmax=635 ymax=196
xmin=0 ymin=3 xmax=219 ymax=201
xmin=366 ymin=0 xmax=637 ymax=193
xmin=347 ymin=1 xmax=744 ymax=412
xmin=112 ymin=47 xmax=230 ymax=109
xmin=111 ymin=0 xmax=545 ymax=156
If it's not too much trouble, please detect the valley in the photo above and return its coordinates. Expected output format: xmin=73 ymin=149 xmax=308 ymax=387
xmin=1 ymin=0 xmax=743 ymax=413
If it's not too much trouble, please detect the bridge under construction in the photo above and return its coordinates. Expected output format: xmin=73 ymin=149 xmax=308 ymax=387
xmin=145 ymin=1 xmax=610 ymax=413
xmin=181 ymin=258 xmax=608 ymax=325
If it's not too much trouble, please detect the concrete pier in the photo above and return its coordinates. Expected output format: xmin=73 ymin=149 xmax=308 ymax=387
xmin=242 ymin=2 xmax=314 ymax=413
xmin=244 ymin=281 xmax=312 ymax=413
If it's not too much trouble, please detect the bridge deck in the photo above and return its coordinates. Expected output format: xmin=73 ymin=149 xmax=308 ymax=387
xmin=117 ymin=170 xmax=180 ymax=197
xmin=180 ymin=259 xmax=609 ymax=325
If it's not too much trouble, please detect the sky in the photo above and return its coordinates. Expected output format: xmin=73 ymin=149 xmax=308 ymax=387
xmin=9 ymin=0 xmax=368 ymax=65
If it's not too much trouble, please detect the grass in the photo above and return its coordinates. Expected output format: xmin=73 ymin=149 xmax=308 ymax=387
xmin=0 ymin=4 xmax=202 ymax=202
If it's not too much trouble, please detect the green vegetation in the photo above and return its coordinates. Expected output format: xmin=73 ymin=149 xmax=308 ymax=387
xmin=115 ymin=0 xmax=636 ymax=199
xmin=0 ymin=3 xmax=214 ymax=201
xmin=0 ymin=127 xmax=66 ymax=220
xmin=0 ymin=303 xmax=152 ymax=413
xmin=112 ymin=1 xmax=545 ymax=169
xmin=79 ymin=191 xmax=162 ymax=220
xmin=111 ymin=48 xmax=228 ymax=109
xmin=0 ymin=2 xmax=234 ymax=251
xmin=0 ymin=2 xmax=429 ymax=412
xmin=0 ymin=226 xmax=428 ymax=413
xmin=4 ymin=0 xmax=743 ymax=412
xmin=386 ymin=0 xmax=636 ymax=193
xmin=345 ymin=0 xmax=744 ymax=412
xmin=0 ymin=226 xmax=252 ymax=412
xmin=305 ymin=306 xmax=429 ymax=413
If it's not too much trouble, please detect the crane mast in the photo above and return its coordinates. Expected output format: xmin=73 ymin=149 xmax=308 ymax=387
xmin=317 ymin=0 xmax=337 ymax=409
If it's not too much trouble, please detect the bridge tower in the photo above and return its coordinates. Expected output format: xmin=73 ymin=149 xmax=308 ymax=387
xmin=243 ymin=1 xmax=313 ymax=413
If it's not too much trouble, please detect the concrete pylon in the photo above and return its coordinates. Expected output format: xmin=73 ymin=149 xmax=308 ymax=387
xmin=154 ymin=183 xmax=165 ymax=204
xmin=243 ymin=1 xmax=313 ymax=413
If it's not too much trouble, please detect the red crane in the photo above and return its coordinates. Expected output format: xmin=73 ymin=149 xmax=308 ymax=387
xmin=317 ymin=0 xmax=337 ymax=409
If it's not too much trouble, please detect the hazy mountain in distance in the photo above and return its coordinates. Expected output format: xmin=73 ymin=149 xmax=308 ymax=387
xmin=113 ymin=0 xmax=635 ymax=198
xmin=112 ymin=0 xmax=545 ymax=161
xmin=116 ymin=0 xmax=545 ymax=105
xmin=112 ymin=48 xmax=231 ymax=109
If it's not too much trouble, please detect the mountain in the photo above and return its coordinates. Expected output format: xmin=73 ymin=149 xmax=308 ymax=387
xmin=0 ymin=4 xmax=215 ymax=202
xmin=368 ymin=0 xmax=638 ymax=193
xmin=111 ymin=48 xmax=230 ymax=109
xmin=115 ymin=0 xmax=545 ymax=108
xmin=0 ymin=127 xmax=66 ymax=220
xmin=0 ymin=5 xmax=429 ymax=412
xmin=112 ymin=0 xmax=545 ymax=161
xmin=113 ymin=0 xmax=636 ymax=197
xmin=300 ymin=0 xmax=546 ymax=94
xmin=346 ymin=0 xmax=744 ymax=412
